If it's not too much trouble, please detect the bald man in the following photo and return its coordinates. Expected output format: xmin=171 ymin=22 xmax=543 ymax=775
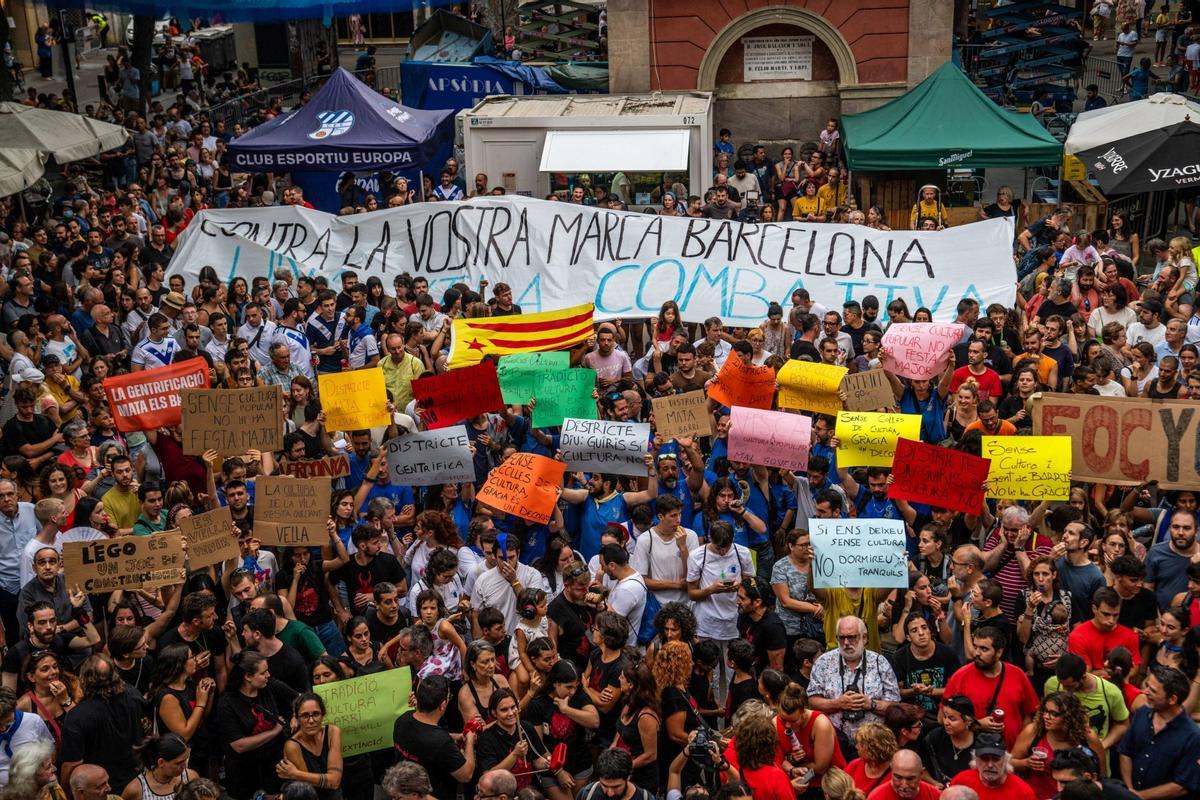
xmin=68 ymin=764 xmax=119 ymax=800
xmin=868 ymin=750 xmax=939 ymax=800
xmin=939 ymin=787 xmax=980 ymax=800
xmin=476 ymin=770 xmax=517 ymax=800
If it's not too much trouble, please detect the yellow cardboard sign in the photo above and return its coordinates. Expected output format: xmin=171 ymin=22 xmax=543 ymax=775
xmin=835 ymin=411 xmax=922 ymax=467
xmin=982 ymin=435 xmax=1072 ymax=501
xmin=778 ymin=361 xmax=847 ymax=415
xmin=318 ymin=368 xmax=390 ymax=431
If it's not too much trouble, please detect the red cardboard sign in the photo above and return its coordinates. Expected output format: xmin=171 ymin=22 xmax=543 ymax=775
xmin=104 ymin=358 xmax=210 ymax=433
xmin=888 ymin=437 xmax=990 ymax=515
xmin=412 ymin=361 xmax=504 ymax=430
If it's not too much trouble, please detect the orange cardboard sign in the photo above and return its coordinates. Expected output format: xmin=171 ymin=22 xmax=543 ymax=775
xmin=475 ymin=453 xmax=565 ymax=524
xmin=706 ymin=358 xmax=776 ymax=410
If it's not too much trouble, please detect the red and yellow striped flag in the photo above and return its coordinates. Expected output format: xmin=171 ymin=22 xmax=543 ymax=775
xmin=447 ymin=303 xmax=595 ymax=369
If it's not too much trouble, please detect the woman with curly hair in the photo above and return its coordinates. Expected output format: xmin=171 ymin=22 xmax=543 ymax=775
xmin=644 ymin=601 xmax=696 ymax=668
xmin=1011 ymin=691 xmax=1104 ymax=797
xmin=731 ymin=711 xmax=795 ymax=799
xmin=653 ymin=640 xmax=700 ymax=787
xmin=844 ymin=722 xmax=898 ymax=793
xmin=613 ymin=659 xmax=659 ymax=792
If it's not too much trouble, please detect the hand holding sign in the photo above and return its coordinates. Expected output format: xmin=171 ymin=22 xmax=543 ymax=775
xmin=881 ymin=323 xmax=964 ymax=380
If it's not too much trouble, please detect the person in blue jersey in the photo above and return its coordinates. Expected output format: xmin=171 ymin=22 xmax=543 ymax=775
xmin=352 ymin=448 xmax=415 ymax=529
xmin=897 ymin=353 xmax=956 ymax=444
xmin=810 ymin=415 xmax=840 ymax=478
xmin=561 ymin=458 xmax=658 ymax=562
xmin=305 ymin=290 xmax=346 ymax=375
xmin=697 ymin=477 xmax=767 ymax=552
xmin=831 ymin=464 xmax=917 ymax=555
xmin=651 ymin=438 xmax=704 ymax=531
xmin=703 ymin=460 xmax=772 ymax=573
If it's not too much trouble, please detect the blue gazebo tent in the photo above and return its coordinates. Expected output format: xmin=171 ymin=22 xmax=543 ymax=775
xmin=227 ymin=67 xmax=454 ymax=174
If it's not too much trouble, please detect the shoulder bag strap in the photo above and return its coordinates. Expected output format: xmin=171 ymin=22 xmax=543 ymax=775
xmin=986 ymin=666 xmax=1008 ymax=714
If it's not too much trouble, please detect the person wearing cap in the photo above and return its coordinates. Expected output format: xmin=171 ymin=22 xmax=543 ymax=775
xmin=1126 ymin=301 xmax=1166 ymax=351
xmin=1051 ymin=747 xmax=1140 ymax=800
xmin=947 ymin=730 xmax=1035 ymax=799
xmin=158 ymin=291 xmax=186 ymax=333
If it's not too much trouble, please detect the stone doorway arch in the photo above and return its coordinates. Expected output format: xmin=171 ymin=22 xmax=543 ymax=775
xmin=696 ymin=6 xmax=859 ymax=91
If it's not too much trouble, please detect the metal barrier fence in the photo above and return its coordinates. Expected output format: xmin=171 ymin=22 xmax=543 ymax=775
xmin=1080 ymin=55 xmax=1124 ymax=101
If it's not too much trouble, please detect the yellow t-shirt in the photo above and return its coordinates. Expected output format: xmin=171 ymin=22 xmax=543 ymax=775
xmin=910 ymin=199 xmax=943 ymax=228
xmin=380 ymin=352 xmax=426 ymax=410
xmin=102 ymin=486 xmax=142 ymax=531
xmin=44 ymin=376 xmax=81 ymax=422
xmin=821 ymin=586 xmax=886 ymax=652
xmin=818 ymin=182 xmax=847 ymax=209
xmin=791 ymin=195 xmax=826 ymax=219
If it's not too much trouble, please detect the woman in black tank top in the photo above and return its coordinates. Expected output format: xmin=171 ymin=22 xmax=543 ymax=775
xmin=278 ymin=694 xmax=344 ymax=800
xmin=458 ymin=641 xmax=510 ymax=726
xmin=613 ymin=660 xmax=661 ymax=793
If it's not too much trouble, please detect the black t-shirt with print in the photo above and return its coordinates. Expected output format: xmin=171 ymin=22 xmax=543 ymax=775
xmin=890 ymin=643 xmax=962 ymax=715
xmin=526 ymin=688 xmax=592 ymax=775
xmin=548 ymin=594 xmax=594 ymax=671
xmin=586 ymin=650 xmax=626 ymax=746
xmin=737 ymin=609 xmax=788 ymax=674
xmin=393 ymin=711 xmax=466 ymax=800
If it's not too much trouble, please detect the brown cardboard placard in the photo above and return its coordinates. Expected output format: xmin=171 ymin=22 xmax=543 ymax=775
xmin=1032 ymin=392 xmax=1200 ymax=489
xmin=178 ymin=506 xmax=240 ymax=569
xmin=652 ymin=390 xmax=713 ymax=440
xmin=63 ymin=532 xmax=186 ymax=593
xmin=841 ymin=369 xmax=896 ymax=412
xmin=181 ymin=385 xmax=284 ymax=456
xmin=254 ymin=476 xmax=331 ymax=546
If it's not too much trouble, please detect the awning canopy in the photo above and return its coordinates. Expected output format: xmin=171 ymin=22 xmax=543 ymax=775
xmin=1065 ymin=92 xmax=1200 ymax=155
xmin=1076 ymin=120 xmax=1200 ymax=194
xmin=0 ymin=102 xmax=129 ymax=163
xmin=842 ymin=61 xmax=1062 ymax=171
xmin=0 ymin=150 xmax=47 ymax=198
xmin=539 ymin=129 xmax=691 ymax=172
xmin=227 ymin=68 xmax=454 ymax=173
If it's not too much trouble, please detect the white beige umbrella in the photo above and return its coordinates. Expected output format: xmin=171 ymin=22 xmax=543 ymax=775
xmin=0 ymin=149 xmax=47 ymax=198
xmin=0 ymin=101 xmax=129 ymax=163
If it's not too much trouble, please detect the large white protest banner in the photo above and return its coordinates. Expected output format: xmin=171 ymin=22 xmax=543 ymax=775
xmin=559 ymin=418 xmax=650 ymax=476
xmin=168 ymin=197 xmax=1015 ymax=325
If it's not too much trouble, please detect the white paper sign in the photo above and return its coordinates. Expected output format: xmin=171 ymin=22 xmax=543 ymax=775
xmin=559 ymin=418 xmax=651 ymax=477
xmin=166 ymin=198 xmax=1017 ymax=327
xmin=743 ymin=35 xmax=813 ymax=81
xmin=385 ymin=425 xmax=475 ymax=486
xmin=809 ymin=518 xmax=908 ymax=589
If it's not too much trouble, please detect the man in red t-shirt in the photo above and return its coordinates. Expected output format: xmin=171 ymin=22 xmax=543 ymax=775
xmin=1066 ymin=586 xmax=1142 ymax=672
xmin=942 ymin=626 xmax=1039 ymax=749
xmin=867 ymin=750 xmax=939 ymax=800
xmin=948 ymin=339 xmax=1003 ymax=402
xmin=949 ymin=732 xmax=1036 ymax=800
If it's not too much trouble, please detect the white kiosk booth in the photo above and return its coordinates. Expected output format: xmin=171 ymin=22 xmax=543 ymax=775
xmin=459 ymin=92 xmax=714 ymax=209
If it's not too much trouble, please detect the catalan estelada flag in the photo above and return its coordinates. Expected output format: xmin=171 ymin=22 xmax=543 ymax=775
xmin=447 ymin=303 xmax=595 ymax=369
